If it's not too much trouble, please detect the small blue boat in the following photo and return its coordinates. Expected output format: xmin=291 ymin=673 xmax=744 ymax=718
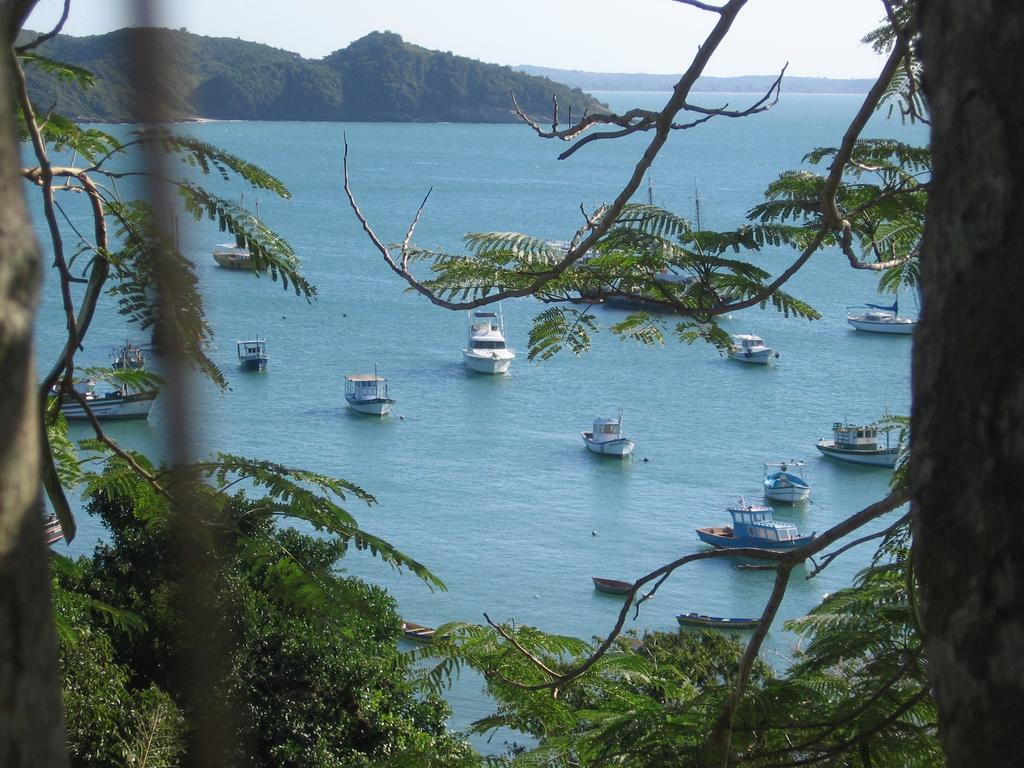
xmin=763 ymin=461 xmax=811 ymax=504
xmin=696 ymin=499 xmax=815 ymax=550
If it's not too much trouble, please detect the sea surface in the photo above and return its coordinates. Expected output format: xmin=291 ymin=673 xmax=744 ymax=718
xmin=33 ymin=91 xmax=927 ymax=745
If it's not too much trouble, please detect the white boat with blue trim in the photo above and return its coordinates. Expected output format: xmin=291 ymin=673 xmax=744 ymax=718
xmin=728 ymin=334 xmax=778 ymax=365
xmin=763 ymin=461 xmax=811 ymax=504
xmin=59 ymin=380 xmax=158 ymax=421
xmin=697 ymin=499 xmax=815 ymax=550
xmin=345 ymin=372 xmax=395 ymax=416
xmin=847 ymin=299 xmax=916 ymax=334
xmin=582 ymin=413 xmax=635 ymax=457
xmin=463 ymin=308 xmax=515 ymax=374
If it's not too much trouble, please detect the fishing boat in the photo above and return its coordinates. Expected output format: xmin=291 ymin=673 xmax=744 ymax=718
xmin=696 ymin=499 xmax=815 ymax=550
xmin=401 ymin=621 xmax=436 ymax=643
xmin=111 ymin=341 xmax=146 ymax=370
xmin=237 ymin=338 xmax=269 ymax=371
xmin=592 ymin=577 xmax=634 ymax=595
xmin=344 ymin=372 xmax=395 ymax=415
xmin=815 ymin=421 xmax=898 ymax=467
xmin=847 ymin=299 xmax=916 ymax=334
xmin=763 ymin=461 xmax=811 ymax=504
xmin=581 ymin=413 xmax=635 ymax=457
xmin=676 ymin=612 xmax=759 ymax=630
xmin=43 ymin=514 xmax=64 ymax=545
xmin=59 ymin=381 xmax=158 ymax=421
xmin=463 ymin=308 xmax=515 ymax=374
xmin=213 ymin=243 xmax=259 ymax=270
xmin=728 ymin=334 xmax=779 ymax=365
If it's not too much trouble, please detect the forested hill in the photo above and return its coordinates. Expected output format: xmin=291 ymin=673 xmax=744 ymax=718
xmin=20 ymin=28 xmax=606 ymax=123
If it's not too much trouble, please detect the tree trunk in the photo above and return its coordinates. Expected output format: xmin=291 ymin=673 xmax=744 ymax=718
xmin=913 ymin=2 xmax=1024 ymax=765
xmin=0 ymin=13 xmax=68 ymax=768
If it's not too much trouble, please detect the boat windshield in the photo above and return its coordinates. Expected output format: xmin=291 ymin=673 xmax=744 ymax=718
xmin=471 ymin=340 xmax=506 ymax=350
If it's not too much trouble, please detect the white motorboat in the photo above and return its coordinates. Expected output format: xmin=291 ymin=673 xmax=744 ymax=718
xmin=581 ymin=413 xmax=635 ymax=457
xmin=815 ymin=421 xmax=898 ymax=467
xmin=846 ymin=300 xmax=915 ymax=334
xmin=59 ymin=380 xmax=158 ymax=421
xmin=728 ymin=334 xmax=779 ymax=365
xmin=345 ymin=373 xmax=395 ymax=416
xmin=237 ymin=338 xmax=269 ymax=371
xmin=763 ymin=461 xmax=811 ymax=504
xmin=463 ymin=308 xmax=515 ymax=374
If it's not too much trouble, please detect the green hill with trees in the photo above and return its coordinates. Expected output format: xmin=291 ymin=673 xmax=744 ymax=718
xmin=21 ymin=27 xmax=605 ymax=123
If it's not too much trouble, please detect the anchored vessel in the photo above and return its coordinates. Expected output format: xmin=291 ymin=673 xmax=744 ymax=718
xmin=591 ymin=577 xmax=634 ymax=595
xmin=463 ymin=308 xmax=515 ymax=374
xmin=846 ymin=299 xmax=915 ymax=334
xmin=676 ymin=612 xmax=759 ymax=630
xmin=237 ymin=338 xmax=270 ymax=371
xmin=59 ymin=380 xmax=158 ymax=421
xmin=728 ymin=334 xmax=779 ymax=365
xmin=815 ymin=421 xmax=898 ymax=467
xmin=344 ymin=372 xmax=395 ymax=416
xmin=696 ymin=499 xmax=815 ymax=550
xmin=763 ymin=460 xmax=811 ymax=503
xmin=581 ymin=413 xmax=635 ymax=457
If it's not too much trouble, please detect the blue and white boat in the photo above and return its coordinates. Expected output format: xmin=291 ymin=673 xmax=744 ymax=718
xmin=763 ymin=461 xmax=811 ymax=504
xmin=58 ymin=380 xmax=158 ymax=421
xmin=847 ymin=299 xmax=916 ymax=334
xmin=696 ymin=499 xmax=815 ymax=550
xmin=237 ymin=337 xmax=269 ymax=371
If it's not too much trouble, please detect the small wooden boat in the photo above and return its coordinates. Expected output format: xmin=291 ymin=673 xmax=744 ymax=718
xmin=815 ymin=421 xmax=898 ymax=467
xmin=696 ymin=499 xmax=815 ymax=550
xmin=592 ymin=576 xmax=634 ymax=595
xmin=676 ymin=612 xmax=759 ymax=630
xmin=345 ymin=371 xmax=395 ymax=416
xmin=401 ymin=621 xmax=436 ymax=643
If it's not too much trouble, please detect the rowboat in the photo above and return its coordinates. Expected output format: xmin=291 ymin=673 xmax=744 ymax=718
xmin=676 ymin=612 xmax=759 ymax=630
xmin=592 ymin=576 xmax=634 ymax=595
xmin=401 ymin=621 xmax=436 ymax=643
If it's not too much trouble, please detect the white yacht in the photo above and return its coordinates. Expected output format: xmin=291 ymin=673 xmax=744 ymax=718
xmin=581 ymin=414 xmax=635 ymax=457
xmin=345 ymin=373 xmax=395 ymax=416
xmin=847 ymin=300 xmax=915 ymax=334
xmin=728 ymin=334 xmax=778 ymax=365
xmin=463 ymin=308 xmax=515 ymax=374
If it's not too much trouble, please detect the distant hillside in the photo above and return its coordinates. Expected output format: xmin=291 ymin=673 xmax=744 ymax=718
xmin=515 ymin=66 xmax=874 ymax=94
xmin=19 ymin=28 xmax=605 ymax=123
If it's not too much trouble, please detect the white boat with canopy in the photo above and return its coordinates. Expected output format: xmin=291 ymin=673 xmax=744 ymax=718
xmin=763 ymin=461 xmax=811 ymax=503
xmin=728 ymin=334 xmax=779 ymax=365
xmin=463 ymin=308 xmax=515 ymax=374
xmin=815 ymin=421 xmax=898 ymax=467
xmin=581 ymin=413 xmax=635 ymax=457
xmin=345 ymin=372 xmax=395 ymax=416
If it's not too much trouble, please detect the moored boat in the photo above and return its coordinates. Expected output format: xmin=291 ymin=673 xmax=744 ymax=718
xmin=111 ymin=341 xmax=146 ymax=370
xmin=345 ymin=372 xmax=395 ymax=416
xmin=728 ymin=334 xmax=778 ymax=365
xmin=237 ymin=338 xmax=269 ymax=371
xmin=696 ymin=499 xmax=815 ymax=550
xmin=763 ymin=460 xmax=811 ymax=504
xmin=463 ymin=308 xmax=515 ymax=374
xmin=582 ymin=413 xmax=635 ymax=457
xmin=815 ymin=421 xmax=897 ymax=467
xmin=59 ymin=381 xmax=158 ymax=421
xmin=847 ymin=300 xmax=915 ymax=334
xmin=592 ymin=577 xmax=634 ymax=595
xmin=213 ymin=243 xmax=259 ymax=270
xmin=43 ymin=514 xmax=64 ymax=545
xmin=676 ymin=612 xmax=759 ymax=630
xmin=401 ymin=621 xmax=436 ymax=643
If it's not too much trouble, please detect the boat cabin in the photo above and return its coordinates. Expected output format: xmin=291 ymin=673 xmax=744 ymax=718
xmin=467 ymin=311 xmax=507 ymax=349
xmin=831 ymin=422 xmax=889 ymax=451
xmin=590 ymin=417 xmax=624 ymax=444
xmin=734 ymin=334 xmax=765 ymax=349
xmin=237 ymin=338 xmax=269 ymax=370
xmin=112 ymin=342 xmax=145 ymax=370
xmin=727 ymin=503 xmax=804 ymax=544
xmin=345 ymin=374 xmax=388 ymax=401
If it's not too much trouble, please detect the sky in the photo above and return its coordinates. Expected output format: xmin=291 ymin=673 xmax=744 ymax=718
xmin=25 ymin=0 xmax=890 ymax=79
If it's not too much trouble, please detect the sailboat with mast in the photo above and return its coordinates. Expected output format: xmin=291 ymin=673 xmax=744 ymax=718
xmin=213 ymin=198 xmax=264 ymax=271
xmin=847 ymin=295 xmax=916 ymax=334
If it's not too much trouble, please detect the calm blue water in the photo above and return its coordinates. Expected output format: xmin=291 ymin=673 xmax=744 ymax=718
xmin=34 ymin=91 xmax=926 ymax=739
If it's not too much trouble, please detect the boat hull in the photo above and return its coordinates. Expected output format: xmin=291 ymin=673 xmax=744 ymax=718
xmin=401 ymin=621 xmax=435 ymax=643
xmin=346 ymin=396 xmax=395 ymax=416
xmin=847 ymin=316 xmax=915 ymax=334
xmin=815 ymin=441 xmax=897 ymax=467
xmin=213 ymin=249 xmax=259 ymax=270
xmin=677 ymin=613 xmax=759 ymax=630
xmin=695 ymin=527 xmax=814 ymax=550
xmin=728 ymin=350 xmax=775 ymax=365
xmin=240 ymin=357 xmax=269 ymax=371
xmin=764 ymin=484 xmax=811 ymax=503
xmin=582 ymin=433 xmax=635 ymax=457
xmin=463 ymin=350 xmax=514 ymax=374
xmin=592 ymin=577 xmax=633 ymax=595
xmin=61 ymin=390 xmax=158 ymax=421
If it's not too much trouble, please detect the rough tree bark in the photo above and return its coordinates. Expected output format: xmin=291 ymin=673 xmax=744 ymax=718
xmin=0 ymin=3 xmax=68 ymax=766
xmin=913 ymin=2 xmax=1024 ymax=765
